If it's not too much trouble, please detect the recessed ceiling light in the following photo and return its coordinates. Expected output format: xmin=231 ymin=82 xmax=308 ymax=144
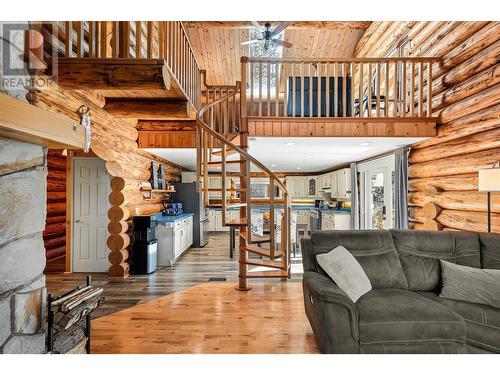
xmin=286 ymin=141 xmax=296 ymax=146
xmin=271 ymin=164 xmax=277 ymax=167
xmin=297 ymin=166 xmax=302 ymax=170
xmin=360 ymin=142 xmax=372 ymax=146
xmin=304 ymin=154 xmax=313 ymax=159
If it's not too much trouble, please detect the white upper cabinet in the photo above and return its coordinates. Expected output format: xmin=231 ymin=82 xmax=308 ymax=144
xmin=335 ymin=168 xmax=351 ymax=199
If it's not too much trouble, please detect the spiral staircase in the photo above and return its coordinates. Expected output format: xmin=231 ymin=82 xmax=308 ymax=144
xmin=195 ymin=77 xmax=292 ymax=291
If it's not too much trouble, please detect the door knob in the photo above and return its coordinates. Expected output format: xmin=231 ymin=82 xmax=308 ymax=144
xmin=75 ymin=219 xmax=81 ymax=223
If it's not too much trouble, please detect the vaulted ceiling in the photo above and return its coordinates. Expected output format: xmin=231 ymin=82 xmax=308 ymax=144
xmin=184 ymin=21 xmax=370 ymax=86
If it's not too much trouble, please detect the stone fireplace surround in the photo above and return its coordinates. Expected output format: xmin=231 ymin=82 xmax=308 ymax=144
xmin=0 ymin=138 xmax=48 ymax=353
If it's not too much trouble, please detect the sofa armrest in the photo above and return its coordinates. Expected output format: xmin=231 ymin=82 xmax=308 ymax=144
xmin=303 ymin=271 xmax=359 ymax=342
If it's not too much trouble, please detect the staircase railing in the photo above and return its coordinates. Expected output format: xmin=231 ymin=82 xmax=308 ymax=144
xmin=40 ymin=21 xmax=201 ymax=109
xmin=196 ymin=83 xmax=292 ymax=290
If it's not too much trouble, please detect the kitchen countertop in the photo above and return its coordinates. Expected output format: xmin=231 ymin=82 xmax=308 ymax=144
xmin=153 ymin=212 xmax=194 ymax=223
xmin=209 ymin=206 xmax=351 ymax=214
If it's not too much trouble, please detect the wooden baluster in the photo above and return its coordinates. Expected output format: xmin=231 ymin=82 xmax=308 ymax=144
xmin=394 ymin=61 xmax=399 ymax=117
xmin=146 ymin=21 xmax=153 ymax=58
xmin=88 ymin=22 xmax=94 ymax=57
xmin=51 ymin=22 xmax=59 ymax=57
xmin=221 ymin=144 xmax=227 ymax=226
xmin=119 ymin=22 xmax=130 ymax=58
xmin=135 ymin=21 xmax=142 ymax=58
xmin=291 ymin=62 xmax=296 ymax=117
xmin=350 ymin=63 xmax=354 ymax=118
xmin=259 ymin=62 xmax=263 ymax=116
xmin=410 ymin=62 xmax=415 ymax=117
xmin=385 ymin=61 xmax=389 ymax=117
xmin=342 ymin=63 xmax=346 ymax=118
xmin=65 ymin=21 xmax=72 ymax=57
xmin=367 ymin=63 xmax=372 ymax=118
xmin=275 ymin=62 xmax=279 ymax=117
xmin=309 ymin=63 xmax=313 ymax=117
xmin=419 ymin=62 xmax=424 ymax=117
xmin=99 ymin=21 xmax=107 ymax=58
xmin=358 ymin=62 xmax=363 ymax=118
xmin=267 ymin=61 xmax=271 ymax=116
xmin=317 ymin=62 xmax=322 ymax=117
xmin=427 ymin=61 xmax=432 ymax=117
xmin=402 ymin=61 xmax=407 ymax=117
xmin=203 ymin=129 xmax=209 ymax=209
xmin=376 ymin=62 xmax=381 ymax=117
xmin=112 ymin=22 xmax=119 ymax=58
xmin=269 ymin=177 xmax=275 ymax=259
xmin=326 ymin=63 xmax=330 ymax=117
xmin=300 ymin=63 xmax=304 ymax=117
xmin=158 ymin=22 xmax=164 ymax=58
xmin=332 ymin=63 xmax=337 ymax=117
xmin=76 ymin=22 xmax=83 ymax=57
xmin=249 ymin=62 xmax=254 ymax=116
xmin=196 ymin=126 xmax=201 ymax=192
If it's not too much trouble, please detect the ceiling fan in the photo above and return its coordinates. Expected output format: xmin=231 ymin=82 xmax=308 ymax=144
xmin=241 ymin=21 xmax=293 ymax=50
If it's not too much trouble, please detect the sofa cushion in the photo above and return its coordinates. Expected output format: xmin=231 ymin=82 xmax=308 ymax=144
xmin=418 ymin=292 xmax=500 ymax=353
xmin=390 ymin=230 xmax=481 ymax=291
xmin=310 ymin=230 xmax=408 ymax=289
xmin=479 ymin=233 xmax=500 ymax=269
xmin=356 ymin=289 xmax=466 ymax=349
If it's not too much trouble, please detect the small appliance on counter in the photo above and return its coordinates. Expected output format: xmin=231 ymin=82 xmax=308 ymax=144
xmin=163 ymin=202 xmax=183 ymax=216
xmin=131 ymin=216 xmax=157 ymax=274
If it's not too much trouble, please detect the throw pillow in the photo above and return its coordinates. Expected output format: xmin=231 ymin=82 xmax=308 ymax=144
xmin=316 ymin=245 xmax=372 ymax=303
xmin=440 ymin=259 xmax=500 ymax=308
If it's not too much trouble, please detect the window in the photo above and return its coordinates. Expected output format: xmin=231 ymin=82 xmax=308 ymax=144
xmin=248 ymin=28 xmax=284 ymax=97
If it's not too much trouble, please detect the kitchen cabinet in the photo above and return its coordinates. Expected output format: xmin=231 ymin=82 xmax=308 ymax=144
xmin=285 ymin=176 xmax=311 ymax=198
xmin=321 ymin=212 xmax=335 ymax=231
xmin=156 ymin=215 xmax=194 ymax=266
xmin=335 ymin=168 xmax=351 ymax=199
xmin=330 ymin=172 xmax=338 ymax=197
xmin=294 ymin=210 xmax=310 ymax=232
xmin=307 ymin=177 xmax=317 ymax=197
xmin=208 ymin=209 xmax=238 ymax=231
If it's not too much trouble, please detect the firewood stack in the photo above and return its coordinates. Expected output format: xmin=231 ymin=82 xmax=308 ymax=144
xmin=49 ymin=285 xmax=106 ymax=354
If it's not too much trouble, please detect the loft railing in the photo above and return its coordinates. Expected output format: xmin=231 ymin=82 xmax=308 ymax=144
xmin=40 ymin=21 xmax=201 ymax=109
xmin=241 ymin=56 xmax=439 ymax=119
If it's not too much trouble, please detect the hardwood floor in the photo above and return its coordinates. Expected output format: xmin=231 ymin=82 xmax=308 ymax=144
xmin=91 ymin=281 xmax=319 ymax=353
xmin=47 ymin=232 xmax=318 ymax=353
xmin=46 ymin=231 xmax=308 ymax=318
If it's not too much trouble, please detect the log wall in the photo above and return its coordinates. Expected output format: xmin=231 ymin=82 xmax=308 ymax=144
xmin=355 ymin=21 xmax=500 ymax=233
xmin=35 ymin=77 xmax=184 ymax=278
xmin=43 ymin=149 xmax=67 ymax=273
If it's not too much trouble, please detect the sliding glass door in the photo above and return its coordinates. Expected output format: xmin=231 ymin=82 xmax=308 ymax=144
xmin=358 ymin=155 xmax=395 ymax=230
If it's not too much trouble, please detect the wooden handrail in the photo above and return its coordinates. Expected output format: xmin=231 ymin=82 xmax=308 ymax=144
xmin=197 ymin=90 xmax=288 ymax=195
xmin=242 ymin=56 xmax=439 ymax=63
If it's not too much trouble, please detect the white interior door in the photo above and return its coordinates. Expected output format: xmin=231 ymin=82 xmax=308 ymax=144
xmin=72 ymin=157 xmax=111 ymax=272
xmin=358 ymin=155 xmax=395 ymax=230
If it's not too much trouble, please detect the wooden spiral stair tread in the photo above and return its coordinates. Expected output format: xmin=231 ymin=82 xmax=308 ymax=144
xmin=245 ymin=270 xmax=289 ymax=278
xmin=244 ymin=259 xmax=287 ymax=269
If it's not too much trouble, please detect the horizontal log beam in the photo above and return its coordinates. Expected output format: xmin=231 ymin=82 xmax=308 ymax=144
xmin=51 ymin=58 xmax=174 ymax=91
xmin=409 ymin=190 xmax=500 ymax=213
xmin=0 ymin=92 xmax=85 ymax=149
xmin=137 ymin=120 xmax=197 ymax=131
xmin=104 ymin=100 xmax=191 ymax=120
xmin=408 ymin=174 xmax=478 ymax=192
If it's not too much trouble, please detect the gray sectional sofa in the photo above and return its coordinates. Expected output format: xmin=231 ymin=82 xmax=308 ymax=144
xmin=301 ymin=230 xmax=500 ymax=354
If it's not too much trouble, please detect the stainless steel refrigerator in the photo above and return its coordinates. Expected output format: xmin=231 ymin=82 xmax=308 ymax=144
xmin=173 ymin=183 xmax=209 ymax=247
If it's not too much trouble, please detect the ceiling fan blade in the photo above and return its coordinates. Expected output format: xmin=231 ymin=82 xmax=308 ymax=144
xmin=273 ymin=39 xmax=293 ymax=48
xmin=250 ymin=21 xmax=264 ymax=33
xmin=271 ymin=22 xmax=290 ymax=36
xmin=241 ymin=39 xmax=262 ymax=46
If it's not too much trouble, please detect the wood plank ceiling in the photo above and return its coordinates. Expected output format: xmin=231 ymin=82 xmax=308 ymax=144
xmin=185 ymin=22 xmax=370 ymax=86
